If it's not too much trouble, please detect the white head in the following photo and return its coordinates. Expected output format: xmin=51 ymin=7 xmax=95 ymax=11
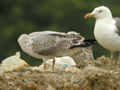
xmin=85 ymin=6 xmax=112 ymax=20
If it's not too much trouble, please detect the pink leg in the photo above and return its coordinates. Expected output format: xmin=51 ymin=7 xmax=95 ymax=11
xmin=52 ymin=57 xmax=56 ymax=72
xmin=44 ymin=63 xmax=47 ymax=71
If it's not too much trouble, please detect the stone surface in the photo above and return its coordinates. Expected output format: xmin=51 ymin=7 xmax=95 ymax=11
xmin=31 ymin=56 xmax=76 ymax=72
xmin=1 ymin=52 xmax=120 ymax=90
xmin=1 ymin=52 xmax=29 ymax=72
xmin=0 ymin=56 xmax=119 ymax=90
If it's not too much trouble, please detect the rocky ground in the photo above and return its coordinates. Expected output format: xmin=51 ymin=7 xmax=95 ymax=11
xmin=0 ymin=56 xmax=120 ymax=90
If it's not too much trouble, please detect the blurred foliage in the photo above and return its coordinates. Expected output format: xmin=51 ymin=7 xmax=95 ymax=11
xmin=0 ymin=0 xmax=120 ymax=63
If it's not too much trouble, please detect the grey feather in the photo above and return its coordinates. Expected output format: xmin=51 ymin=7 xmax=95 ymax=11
xmin=18 ymin=31 xmax=94 ymax=63
xmin=114 ymin=17 xmax=120 ymax=35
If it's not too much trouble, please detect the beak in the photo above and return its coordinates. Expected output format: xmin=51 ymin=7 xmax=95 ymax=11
xmin=84 ymin=13 xmax=94 ymax=19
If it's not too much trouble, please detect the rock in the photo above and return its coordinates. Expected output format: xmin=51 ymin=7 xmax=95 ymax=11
xmin=1 ymin=52 xmax=29 ymax=72
xmin=65 ymin=66 xmax=80 ymax=73
xmin=31 ymin=56 xmax=76 ymax=72
xmin=0 ymin=56 xmax=119 ymax=89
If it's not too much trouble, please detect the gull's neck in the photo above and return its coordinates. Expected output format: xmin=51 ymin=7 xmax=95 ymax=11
xmin=96 ymin=16 xmax=113 ymax=23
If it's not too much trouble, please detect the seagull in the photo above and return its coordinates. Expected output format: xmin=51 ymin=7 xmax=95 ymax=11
xmin=18 ymin=31 xmax=95 ymax=71
xmin=85 ymin=6 xmax=120 ymax=61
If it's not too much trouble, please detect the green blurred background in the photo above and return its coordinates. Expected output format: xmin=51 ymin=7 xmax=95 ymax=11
xmin=0 ymin=0 xmax=120 ymax=64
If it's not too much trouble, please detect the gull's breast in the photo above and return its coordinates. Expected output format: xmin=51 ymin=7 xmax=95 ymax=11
xmin=94 ymin=21 xmax=120 ymax=51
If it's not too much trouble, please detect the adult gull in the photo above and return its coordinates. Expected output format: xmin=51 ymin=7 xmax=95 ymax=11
xmin=85 ymin=6 xmax=120 ymax=61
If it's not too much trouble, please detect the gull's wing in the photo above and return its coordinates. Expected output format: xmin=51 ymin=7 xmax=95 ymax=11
xmin=114 ymin=17 xmax=120 ymax=35
xmin=30 ymin=31 xmax=84 ymax=55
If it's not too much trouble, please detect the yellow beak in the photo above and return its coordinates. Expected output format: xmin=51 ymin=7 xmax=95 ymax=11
xmin=84 ymin=13 xmax=94 ymax=19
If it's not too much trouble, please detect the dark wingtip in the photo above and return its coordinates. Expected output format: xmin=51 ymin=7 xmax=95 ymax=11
xmin=82 ymin=39 xmax=97 ymax=47
xmin=70 ymin=39 xmax=96 ymax=49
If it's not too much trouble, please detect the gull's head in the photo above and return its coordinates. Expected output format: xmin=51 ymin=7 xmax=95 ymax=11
xmin=85 ymin=6 xmax=112 ymax=19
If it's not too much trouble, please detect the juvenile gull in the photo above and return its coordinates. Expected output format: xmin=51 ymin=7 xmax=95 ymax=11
xmin=85 ymin=6 xmax=120 ymax=61
xmin=18 ymin=31 xmax=94 ymax=71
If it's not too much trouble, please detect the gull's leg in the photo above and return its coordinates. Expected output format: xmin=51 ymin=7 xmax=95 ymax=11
xmin=110 ymin=51 xmax=116 ymax=64
xmin=117 ymin=52 xmax=120 ymax=64
xmin=110 ymin=51 xmax=114 ymax=60
xmin=44 ymin=64 xmax=46 ymax=71
xmin=52 ymin=57 xmax=56 ymax=72
xmin=43 ymin=58 xmax=47 ymax=71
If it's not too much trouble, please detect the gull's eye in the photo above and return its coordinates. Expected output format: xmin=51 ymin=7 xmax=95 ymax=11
xmin=98 ymin=10 xmax=103 ymax=13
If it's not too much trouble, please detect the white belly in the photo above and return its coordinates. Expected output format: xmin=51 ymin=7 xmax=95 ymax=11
xmin=94 ymin=21 xmax=120 ymax=51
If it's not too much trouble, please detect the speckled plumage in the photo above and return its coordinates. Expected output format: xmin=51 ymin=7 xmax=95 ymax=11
xmin=18 ymin=31 xmax=94 ymax=65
